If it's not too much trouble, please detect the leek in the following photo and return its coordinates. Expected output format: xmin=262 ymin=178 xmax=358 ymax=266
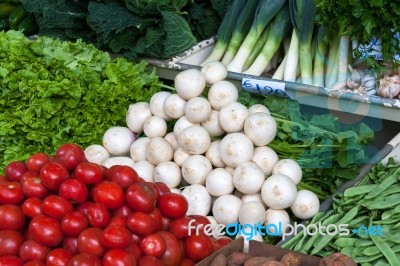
xmin=324 ymin=35 xmax=340 ymax=88
xmin=243 ymin=5 xmax=292 ymax=76
xmin=221 ymin=0 xmax=259 ymax=65
xmin=313 ymin=26 xmax=328 ymax=87
xmin=201 ymin=0 xmax=247 ymax=65
xmin=331 ymin=35 xmax=350 ymax=90
xmin=242 ymin=25 xmax=270 ymax=71
xmin=272 ymin=38 xmax=291 ymax=80
xmin=226 ymin=0 xmax=287 ymax=73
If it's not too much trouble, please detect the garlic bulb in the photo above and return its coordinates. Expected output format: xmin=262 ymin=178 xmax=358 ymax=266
xmin=361 ymin=73 xmax=377 ymax=93
xmin=346 ymin=66 xmax=362 ymax=89
xmin=378 ymin=75 xmax=400 ymax=99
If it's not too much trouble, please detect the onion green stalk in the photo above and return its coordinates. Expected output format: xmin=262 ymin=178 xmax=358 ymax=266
xmin=313 ymin=26 xmax=328 ymax=87
xmin=242 ymin=25 xmax=271 ymax=71
xmin=289 ymin=0 xmax=316 ymax=85
xmin=200 ymin=0 xmax=246 ymax=66
xmin=324 ymin=35 xmax=340 ymax=88
xmin=243 ymin=5 xmax=292 ymax=76
xmin=226 ymin=0 xmax=287 ymax=73
xmin=331 ymin=35 xmax=350 ymax=90
xmin=220 ymin=0 xmax=259 ymax=65
xmin=272 ymin=38 xmax=291 ymax=80
xmin=283 ymin=30 xmax=299 ymax=82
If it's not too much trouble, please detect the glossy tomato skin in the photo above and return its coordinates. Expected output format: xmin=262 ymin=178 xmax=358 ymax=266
xmin=86 ymin=203 xmax=110 ymax=228
xmin=137 ymin=256 xmax=164 ymax=266
xmin=39 ymin=162 xmax=69 ymax=191
xmin=179 ymin=258 xmax=195 ymax=266
xmin=113 ymin=204 xmax=133 ymax=218
xmin=67 ymin=253 xmax=102 ymax=266
xmin=62 ymin=237 xmax=78 ymax=255
xmin=158 ymin=231 xmax=183 ymax=266
xmin=19 ymin=240 xmax=50 ymax=262
xmin=74 ymin=162 xmax=104 ymax=185
xmin=23 ymin=260 xmax=46 ymax=266
xmin=107 ymin=215 xmax=127 ymax=227
xmin=41 ymin=195 xmax=74 ymax=220
xmin=77 ymin=227 xmax=105 ymax=257
xmin=92 ymin=181 xmax=124 ymax=209
xmin=61 ymin=211 xmax=89 ymax=237
xmin=184 ymin=234 xmax=214 ymax=262
xmin=155 ymin=182 xmax=171 ymax=196
xmin=26 ymin=153 xmax=51 ymax=173
xmin=21 ymin=197 xmax=43 ymax=218
xmin=100 ymin=225 xmax=132 ymax=249
xmin=0 ymin=204 xmax=26 ymax=230
xmin=102 ymin=249 xmax=137 ymax=266
xmin=149 ymin=207 xmax=163 ymax=231
xmin=143 ymin=182 xmax=161 ymax=200
xmin=126 ymin=182 xmax=156 ymax=213
xmin=161 ymin=216 xmax=172 ymax=231
xmin=169 ymin=216 xmax=196 ymax=239
xmin=0 ymin=230 xmax=24 ymax=256
xmin=211 ymin=238 xmax=222 ymax=252
xmin=125 ymin=242 xmax=142 ymax=259
xmin=21 ymin=177 xmax=48 ymax=199
xmin=157 ymin=192 xmax=188 ymax=219
xmin=28 ymin=215 xmax=63 ymax=247
xmin=0 ymin=182 xmax=24 ymax=204
xmin=45 ymin=248 xmax=73 ymax=266
xmin=55 ymin=143 xmax=86 ymax=171
xmin=4 ymin=161 xmax=27 ymax=182
xmin=187 ymin=215 xmax=211 ymax=235
xmin=126 ymin=212 xmax=157 ymax=236
xmin=58 ymin=179 xmax=89 ymax=204
xmin=139 ymin=233 xmax=166 ymax=258
xmin=0 ymin=255 xmax=23 ymax=266
xmin=216 ymin=236 xmax=233 ymax=247
xmin=105 ymin=165 xmax=139 ymax=189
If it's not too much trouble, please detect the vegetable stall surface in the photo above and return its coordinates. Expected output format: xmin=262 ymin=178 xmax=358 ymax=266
xmin=0 ymin=30 xmax=162 ymax=171
xmin=0 ymin=143 xmax=232 ymax=265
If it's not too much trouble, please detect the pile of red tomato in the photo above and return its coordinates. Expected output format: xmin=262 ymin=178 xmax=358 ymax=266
xmin=0 ymin=143 xmax=232 ymax=266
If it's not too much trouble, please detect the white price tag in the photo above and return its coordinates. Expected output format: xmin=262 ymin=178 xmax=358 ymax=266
xmin=242 ymin=78 xmax=287 ymax=97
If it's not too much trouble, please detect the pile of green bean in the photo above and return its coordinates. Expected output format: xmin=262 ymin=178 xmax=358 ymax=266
xmin=281 ymin=159 xmax=400 ymax=266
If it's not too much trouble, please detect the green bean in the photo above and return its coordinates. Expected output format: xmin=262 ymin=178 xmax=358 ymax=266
xmin=333 ymin=237 xmax=357 ymax=248
xmin=364 ymin=194 xmax=400 ymax=210
xmin=382 ymin=209 xmax=395 ymax=220
xmin=370 ymin=234 xmax=400 ymax=266
xmin=374 ymin=259 xmax=391 ymax=266
xmin=365 ymin=170 xmax=400 ymax=199
xmin=348 ymin=215 xmax=369 ymax=228
xmin=310 ymin=205 xmax=359 ymax=255
xmin=339 ymin=246 xmax=354 ymax=257
xmin=280 ymin=230 xmax=305 ymax=249
xmin=293 ymin=231 xmax=309 ymax=252
xmin=393 ymin=204 xmax=400 ymax=213
xmin=309 ymin=211 xmax=328 ymax=224
xmin=354 ymin=254 xmax=383 ymax=263
xmin=363 ymin=246 xmax=381 ymax=256
xmin=374 ymin=218 xmax=400 ymax=225
xmin=355 ymin=238 xmax=374 ymax=247
xmin=343 ymin=184 xmax=378 ymax=198
xmin=352 ymin=246 xmax=366 ymax=258
xmin=379 ymin=184 xmax=400 ymax=198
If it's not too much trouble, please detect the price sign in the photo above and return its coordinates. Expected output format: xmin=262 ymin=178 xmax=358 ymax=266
xmin=242 ymin=78 xmax=287 ymax=97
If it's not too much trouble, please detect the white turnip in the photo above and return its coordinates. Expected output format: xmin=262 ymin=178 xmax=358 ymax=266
xmin=181 ymin=155 xmax=212 ymax=185
xmin=150 ymin=91 xmax=172 ymax=120
xmin=232 ymin=162 xmax=265 ymax=194
xmin=207 ymin=80 xmax=238 ymax=110
xmin=205 ymin=168 xmax=234 ymax=197
xmin=261 ymin=174 xmax=297 ymax=209
xmin=219 ymin=133 xmax=254 ymax=168
xmin=184 ymin=97 xmax=212 ymax=124
xmin=102 ymin=126 xmax=136 ymax=156
xmin=219 ymin=102 xmax=248 ymax=133
xmin=163 ymin=93 xmax=186 ymax=119
xmin=154 ymin=161 xmax=181 ymax=188
xmin=252 ymin=146 xmax=279 ymax=176
xmin=178 ymin=125 xmax=211 ymax=155
xmin=84 ymin=144 xmax=110 ymax=165
xmin=201 ymin=61 xmax=228 ymax=84
xmin=244 ymin=112 xmax=277 ymax=146
xmin=290 ymin=190 xmax=320 ymax=219
xmin=181 ymin=184 xmax=212 ymax=216
xmin=143 ymin=115 xmax=167 ymax=138
xmin=174 ymin=69 xmax=206 ymax=100
xmin=145 ymin=137 xmax=174 ymax=165
xmin=126 ymin=102 xmax=152 ymax=134
xmin=272 ymin=159 xmax=303 ymax=185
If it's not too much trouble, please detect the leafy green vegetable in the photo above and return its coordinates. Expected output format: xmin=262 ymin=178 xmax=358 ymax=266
xmin=237 ymin=91 xmax=375 ymax=199
xmin=20 ymin=0 xmax=226 ymax=59
xmin=0 ymin=30 xmax=162 ymax=171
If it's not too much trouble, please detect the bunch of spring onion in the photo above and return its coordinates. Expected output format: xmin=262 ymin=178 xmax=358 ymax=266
xmin=201 ymin=0 xmax=352 ymax=89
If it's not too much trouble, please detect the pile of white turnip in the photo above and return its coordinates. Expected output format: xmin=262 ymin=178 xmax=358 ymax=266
xmin=84 ymin=61 xmax=320 ymax=245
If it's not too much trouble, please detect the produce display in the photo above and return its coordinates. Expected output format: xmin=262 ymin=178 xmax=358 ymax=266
xmin=0 ymin=143 xmax=236 ymax=265
xmin=201 ymin=0 xmax=400 ymax=99
xmin=281 ymin=158 xmax=400 ymax=265
xmin=0 ymin=0 xmax=37 ymax=35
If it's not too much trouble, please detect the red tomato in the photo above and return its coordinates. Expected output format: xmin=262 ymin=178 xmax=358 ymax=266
xmin=113 ymin=204 xmax=133 ymax=218
xmin=75 ymin=201 xmax=93 ymax=216
xmin=155 ymin=182 xmax=171 ymax=196
xmin=39 ymin=162 xmax=69 ymax=191
xmin=157 ymin=192 xmax=188 ymax=219
xmin=161 ymin=216 xmax=172 ymax=231
xmin=23 ymin=261 xmax=45 ymax=266
xmin=142 ymin=182 xmax=161 ymax=200
xmin=61 ymin=211 xmax=89 ymax=237
xmin=19 ymin=240 xmax=50 ymax=262
xmin=62 ymin=237 xmax=78 ymax=255
xmin=169 ymin=216 xmax=197 ymax=239
xmin=126 ymin=212 xmax=157 ymax=236
xmin=0 ymin=255 xmax=23 ymax=266
xmin=125 ymin=183 xmax=156 ymax=213
xmin=26 ymin=153 xmax=50 ymax=173
xmin=19 ymin=171 xmax=39 ymax=184
xmin=0 ymin=230 xmax=24 ymax=256
xmin=0 ymin=182 xmax=24 ymax=204
xmin=21 ymin=197 xmax=43 ymax=218
xmin=0 ymin=175 xmax=7 ymax=182
xmin=28 ymin=215 xmax=63 ymax=247
xmin=92 ymin=181 xmax=124 ymax=209
xmin=125 ymin=242 xmax=142 ymax=259
xmin=86 ymin=203 xmax=110 ymax=228
xmin=130 ymin=233 xmax=142 ymax=245
xmin=74 ymin=162 xmax=104 ymax=185
xmin=157 ymin=231 xmax=183 ymax=266
xmin=58 ymin=179 xmax=89 ymax=204
xmin=68 ymin=253 xmax=102 ymax=266
xmin=216 ymin=236 xmax=233 ymax=247
xmin=0 ymin=204 xmax=26 ymax=230
xmin=55 ymin=143 xmax=86 ymax=171
xmin=41 ymin=195 xmax=74 ymax=220
xmin=100 ymin=225 xmax=132 ymax=249
xmin=105 ymin=165 xmax=139 ymax=189
xmin=137 ymin=256 xmax=164 ymax=266
xmin=184 ymin=234 xmax=214 ymax=262
xmin=140 ymin=233 xmax=166 ymax=258
xmin=45 ymin=248 xmax=73 ymax=266
xmin=149 ymin=207 xmax=163 ymax=231
xmin=4 ymin=161 xmax=27 ymax=182
xmin=77 ymin=227 xmax=105 ymax=257
xmin=102 ymin=249 xmax=137 ymax=266
xmin=188 ymin=215 xmax=211 ymax=234
xmin=179 ymin=258 xmax=195 ymax=266
xmin=21 ymin=177 xmax=48 ymax=199
xmin=107 ymin=215 xmax=126 ymax=227
xmin=211 ymin=238 xmax=222 ymax=252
